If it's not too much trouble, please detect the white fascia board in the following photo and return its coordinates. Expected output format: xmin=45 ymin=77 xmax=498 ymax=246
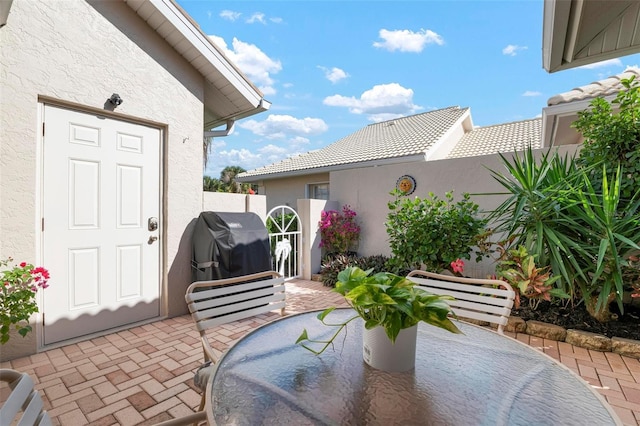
xmin=146 ymin=0 xmax=264 ymax=106
xmin=236 ymin=155 xmax=426 ymax=182
xmin=541 ymin=93 xmax=616 ymax=146
xmin=425 ymin=108 xmax=471 ymax=161
xmin=542 ymin=0 xmax=573 ymax=72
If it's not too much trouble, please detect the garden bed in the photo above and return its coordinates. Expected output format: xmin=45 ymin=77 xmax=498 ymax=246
xmin=512 ymin=301 xmax=640 ymax=341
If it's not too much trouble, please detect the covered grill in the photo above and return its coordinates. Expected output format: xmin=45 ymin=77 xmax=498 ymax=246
xmin=192 ymin=212 xmax=272 ymax=281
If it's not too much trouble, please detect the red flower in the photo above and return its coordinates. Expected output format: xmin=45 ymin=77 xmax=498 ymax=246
xmin=450 ymin=259 xmax=465 ymax=274
xmin=20 ymin=262 xmax=27 ymax=267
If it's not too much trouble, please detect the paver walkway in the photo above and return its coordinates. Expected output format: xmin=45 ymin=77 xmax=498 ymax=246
xmin=2 ymin=279 xmax=639 ymax=425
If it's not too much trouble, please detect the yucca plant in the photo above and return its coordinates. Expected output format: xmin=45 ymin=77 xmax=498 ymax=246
xmin=560 ymin=166 xmax=640 ymax=321
xmin=486 ymin=146 xmax=585 ymax=299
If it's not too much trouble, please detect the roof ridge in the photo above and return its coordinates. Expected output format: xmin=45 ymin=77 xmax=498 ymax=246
xmin=472 ymin=117 xmax=541 ymax=130
xmin=366 ymin=106 xmax=463 ymax=127
xmin=548 ymin=67 xmax=640 ymax=106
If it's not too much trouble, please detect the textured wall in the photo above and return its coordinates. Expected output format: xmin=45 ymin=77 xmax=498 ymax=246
xmin=0 ymin=0 xmax=205 ymax=358
xmin=330 ymin=146 xmax=580 ymax=277
xmin=262 ymin=172 xmax=330 ymax=211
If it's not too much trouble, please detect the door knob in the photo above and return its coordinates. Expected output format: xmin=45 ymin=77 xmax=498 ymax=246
xmin=148 ymin=236 xmax=158 ymax=244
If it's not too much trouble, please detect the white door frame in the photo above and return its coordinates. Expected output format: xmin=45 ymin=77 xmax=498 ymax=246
xmin=36 ymin=96 xmax=168 ymax=348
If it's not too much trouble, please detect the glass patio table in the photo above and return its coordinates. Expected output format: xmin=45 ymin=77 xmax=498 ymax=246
xmin=206 ymin=308 xmax=621 ymax=425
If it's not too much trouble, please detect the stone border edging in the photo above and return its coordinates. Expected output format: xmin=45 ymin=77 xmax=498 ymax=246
xmin=506 ymin=317 xmax=640 ymax=359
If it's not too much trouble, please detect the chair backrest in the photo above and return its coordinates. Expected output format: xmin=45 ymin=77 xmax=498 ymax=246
xmin=185 ymin=270 xmax=286 ymax=362
xmin=407 ymin=270 xmax=515 ymax=334
xmin=0 ymin=369 xmax=52 ymax=426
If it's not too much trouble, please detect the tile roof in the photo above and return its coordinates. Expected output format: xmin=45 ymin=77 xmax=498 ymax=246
xmin=447 ymin=118 xmax=541 ymax=159
xmin=238 ymin=106 xmax=469 ymax=179
xmin=547 ymin=67 xmax=640 ymax=106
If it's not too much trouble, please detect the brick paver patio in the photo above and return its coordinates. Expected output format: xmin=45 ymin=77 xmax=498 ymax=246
xmin=2 ymin=279 xmax=639 ymax=425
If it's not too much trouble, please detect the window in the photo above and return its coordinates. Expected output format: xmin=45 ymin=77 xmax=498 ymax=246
xmin=308 ymin=183 xmax=329 ymax=200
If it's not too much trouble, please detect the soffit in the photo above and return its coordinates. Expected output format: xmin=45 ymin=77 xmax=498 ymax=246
xmin=543 ymin=0 xmax=640 ymax=72
xmin=123 ymin=0 xmax=269 ymax=128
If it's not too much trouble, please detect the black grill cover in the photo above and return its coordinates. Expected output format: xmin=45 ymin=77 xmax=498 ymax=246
xmin=192 ymin=212 xmax=272 ymax=281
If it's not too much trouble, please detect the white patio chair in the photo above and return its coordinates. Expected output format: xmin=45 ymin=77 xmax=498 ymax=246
xmin=407 ymin=270 xmax=516 ymax=335
xmin=0 ymin=369 xmax=51 ymax=426
xmin=185 ymin=271 xmax=286 ymax=413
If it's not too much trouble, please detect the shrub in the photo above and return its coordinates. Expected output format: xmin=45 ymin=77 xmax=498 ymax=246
xmin=318 ymin=205 xmax=360 ymax=254
xmin=486 ymin=146 xmax=640 ymax=322
xmin=385 ymin=190 xmax=486 ymax=273
xmin=573 ymin=76 xmax=640 ymax=206
xmin=1 ymin=258 xmax=51 ymax=344
xmin=495 ymin=245 xmax=567 ymax=309
xmin=320 ymin=254 xmax=390 ymax=287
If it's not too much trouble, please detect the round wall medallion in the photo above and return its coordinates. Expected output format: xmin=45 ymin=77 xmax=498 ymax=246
xmin=396 ymin=175 xmax=416 ymax=195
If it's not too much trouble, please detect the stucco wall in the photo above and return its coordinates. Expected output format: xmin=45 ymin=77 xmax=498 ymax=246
xmin=202 ymin=192 xmax=267 ymax=222
xmin=262 ymin=172 xmax=330 ymax=211
xmin=329 ymin=146 xmax=580 ymax=277
xmin=0 ymin=0 xmax=205 ymax=357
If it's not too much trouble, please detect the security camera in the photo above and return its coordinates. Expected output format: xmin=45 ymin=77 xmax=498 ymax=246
xmin=108 ymin=93 xmax=123 ymax=106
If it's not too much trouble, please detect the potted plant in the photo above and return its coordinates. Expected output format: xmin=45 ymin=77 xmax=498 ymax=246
xmin=296 ymin=266 xmax=462 ymax=372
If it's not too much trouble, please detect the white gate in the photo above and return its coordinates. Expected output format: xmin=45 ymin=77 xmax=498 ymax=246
xmin=267 ymin=206 xmax=301 ymax=280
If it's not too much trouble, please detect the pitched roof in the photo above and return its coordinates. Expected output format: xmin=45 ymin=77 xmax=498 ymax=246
xmin=238 ymin=106 xmax=469 ymax=180
xmin=547 ymin=67 xmax=640 ymax=106
xmin=447 ymin=118 xmax=542 ymax=159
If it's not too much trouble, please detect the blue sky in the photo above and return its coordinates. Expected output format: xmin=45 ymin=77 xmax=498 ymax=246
xmin=175 ymin=0 xmax=640 ymax=179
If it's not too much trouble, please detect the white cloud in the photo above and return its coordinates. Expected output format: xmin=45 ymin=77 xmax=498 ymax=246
xmin=502 ymin=44 xmax=528 ymax=56
xmin=318 ymin=66 xmax=349 ymax=83
xmin=323 ymin=83 xmax=422 ymax=121
xmin=239 ymin=114 xmax=328 ymax=139
xmin=246 ymin=12 xmax=266 ymax=24
xmin=208 ymin=35 xmax=282 ymax=94
xmin=578 ymin=58 xmax=623 ymax=69
xmin=522 ymin=91 xmax=542 ymax=97
xmin=220 ymin=10 xmax=241 ymax=21
xmin=373 ymin=29 xmax=444 ymax=52
xmin=270 ymin=17 xmax=283 ymax=24
xmin=206 ymin=143 xmax=308 ymax=177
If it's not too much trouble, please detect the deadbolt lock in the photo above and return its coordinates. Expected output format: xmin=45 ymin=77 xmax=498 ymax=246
xmin=148 ymin=217 xmax=158 ymax=231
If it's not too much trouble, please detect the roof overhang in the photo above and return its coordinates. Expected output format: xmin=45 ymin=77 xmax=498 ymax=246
xmin=541 ymin=93 xmax=617 ymax=147
xmin=123 ymin=0 xmax=270 ymax=128
xmin=543 ymin=0 xmax=640 ymax=73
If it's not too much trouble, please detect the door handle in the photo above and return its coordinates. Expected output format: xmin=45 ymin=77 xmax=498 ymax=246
xmin=148 ymin=236 xmax=158 ymax=245
xmin=148 ymin=217 xmax=158 ymax=231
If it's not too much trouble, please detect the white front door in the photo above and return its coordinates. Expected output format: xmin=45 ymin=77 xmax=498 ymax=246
xmin=42 ymin=105 xmax=161 ymax=345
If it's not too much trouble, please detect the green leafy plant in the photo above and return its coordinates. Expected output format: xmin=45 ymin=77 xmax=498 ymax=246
xmin=320 ymin=254 xmax=390 ymax=287
xmin=560 ymin=166 xmax=640 ymax=321
xmin=495 ymin=245 xmax=567 ymax=309
xmin=486 ymin=147 xmax=640 ymax=322
xmin=573 ymin=76 xmax=640 ymax=206
xmin=1 ymin=258 xmax=50 ymax=344
xmin=486 ymin=146 xmax=582 ymax=298
xmin=296 ymin=267 xmax=462 ymax=355
xmin=318 ymin=205 xmax=361 ymax=254
xmin=386 ymin=190 xmax=486 ymax=273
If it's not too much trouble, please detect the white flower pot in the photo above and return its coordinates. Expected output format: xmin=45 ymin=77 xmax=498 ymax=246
xmin=362 ymin=324 xmax=418 ymax=372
